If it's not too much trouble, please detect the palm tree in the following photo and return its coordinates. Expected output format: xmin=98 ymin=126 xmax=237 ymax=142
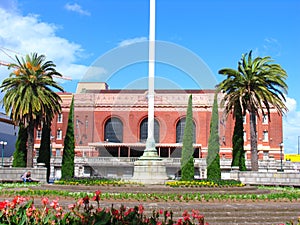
xmin=217 ymin=50 xmax=288 ymax=171
xmin=0 ymin=53 xmax=64 ymax=167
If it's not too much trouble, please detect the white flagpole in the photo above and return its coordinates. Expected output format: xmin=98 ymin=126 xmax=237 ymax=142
xmin=144 ymin=0 xmax=156 ymax=154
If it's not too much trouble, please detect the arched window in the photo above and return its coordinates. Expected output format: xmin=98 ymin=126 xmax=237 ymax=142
xmin=140 ymin=118 xmax=160 ymax=143
xmin=104 ymin=117 xmax=123 ymax=143
xmin=176 ymin=117 xmax=196 ymax=143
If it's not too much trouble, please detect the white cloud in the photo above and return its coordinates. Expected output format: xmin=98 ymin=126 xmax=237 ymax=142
xmin=118 ymin=37 xmax=147 ymax=47
xmin=283 ymin=96 xmax=300 ymax=154
xmin=64 ymin=3 xmax=90 ymax=16
xmin=0 ymin=8 xmax=88 ymax=82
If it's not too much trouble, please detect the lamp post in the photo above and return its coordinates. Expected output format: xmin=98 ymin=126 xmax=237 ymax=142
xmin=279 ymin=142 xmax=284 ymax=172
xmin=0 ymin=141 xmax=8 ymax=167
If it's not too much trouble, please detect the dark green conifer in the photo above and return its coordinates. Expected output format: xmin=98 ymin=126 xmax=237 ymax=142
xmin=61 ymin=97 xmax=75 ymax=179
xmin=181 ymin=94 xmax=195 ymax=181
xmin=37 ymin=123 xmax=51 ymax=182
xmin=12 ymin=124 xmax=27 ymax=167
xmin=231 ymin=101 xmax=246 ymax=171
xmin=206 ymin=93 xmax=221 ymax=181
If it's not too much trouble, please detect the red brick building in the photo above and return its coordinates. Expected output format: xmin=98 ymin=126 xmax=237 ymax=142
xmin=34 ymin=82 xmax=284 ymax=162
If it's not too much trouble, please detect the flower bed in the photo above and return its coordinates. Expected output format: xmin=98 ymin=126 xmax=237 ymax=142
xmin=0 ymin=191 xmax=207 ymax=225
xmin=0 ymin=189 xmax=299 ymax=224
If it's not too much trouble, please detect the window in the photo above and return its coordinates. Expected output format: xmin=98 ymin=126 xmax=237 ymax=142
xmin=104 ymin=117 xmax=123 ymax=143
xmin=85 ymin=116 xmax=88 ymax=128
xmin=243 ymin=116 xmax=246 ymax=124
xmin=57 ymin=114 xmax=63 ymax=123
xmin=56 ymin=149 xmax=61 ymax=157
xmin=263 ymin=130 xmax=268 ymax=142
xmin=57 ymin=130 xmax=62 ymax=140
xmin=36 ymin=130 xmax=42 ymax=140
xmin=262 ymin=114 xmax=268 ymax=124
xmin=140 ymin=118 xmax=160 ymax=143
xmin=176 ymin=117 xmax=196 ymax=143
xmin=243 ymin=130 xmax=247 ymax=142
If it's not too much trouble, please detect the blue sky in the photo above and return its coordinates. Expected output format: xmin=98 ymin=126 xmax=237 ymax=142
xmin=0 ymin=0 xmax=299 ymax=153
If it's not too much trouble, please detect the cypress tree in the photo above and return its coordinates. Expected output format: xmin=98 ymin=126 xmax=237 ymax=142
xmin=12 ymin=124 xmax=27 ymax=167
xmin=181 ymin=94 xmax=195 ymax=181
xmin=231 ymin=101 xmax=246 ymax=171
xmin=37 ymin=123 xmax=51 ymax=182
xmin=206 ymin=93 xmax=221 ymax=181
xmin=61 ymin=97 xmax=75 ymax=179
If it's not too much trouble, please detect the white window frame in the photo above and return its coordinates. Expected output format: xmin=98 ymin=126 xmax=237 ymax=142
xmin=57 ymin=114 xmax=63 ymax=123
xmin=56 ymin=148 xmax=61 ymax=157
xmin=263 ymin=130 xmax=269 ymax=142
xmin=57 ymin=130 xmax=62 ymax=140
xmin=243 ymin=115 xmax=246 ymax=124
xmin=243 ymin=130 xmax=247 ymax=142
xmin=262 ymin=114 xmax=268 ymax=124
xmin=36 ymin=130 xmax=42 ymax=140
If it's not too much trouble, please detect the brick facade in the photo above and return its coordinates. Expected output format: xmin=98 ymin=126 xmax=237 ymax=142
xmin=33 ymin=83 xmax=284 ymax=161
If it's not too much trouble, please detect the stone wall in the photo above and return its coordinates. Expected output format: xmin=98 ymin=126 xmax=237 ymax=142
xmin=0 ymin=167 xmax=47 ymax=183
xmin=230 ymin=170 xmax=300 ymax=186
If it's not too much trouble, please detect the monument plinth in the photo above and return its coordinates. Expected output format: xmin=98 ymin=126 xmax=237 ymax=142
xmin=132 ymin=137 xmax=167 ymax=184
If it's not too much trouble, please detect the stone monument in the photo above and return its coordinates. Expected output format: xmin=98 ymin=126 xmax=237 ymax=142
xmin=132 ymin=0 xmax=168 ymax=184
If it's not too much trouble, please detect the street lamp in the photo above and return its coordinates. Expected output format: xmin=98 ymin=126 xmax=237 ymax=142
xmin=279 ymin=142 xmax=284 ymax=172
xmin=0 ymin=141 xmax=8 ymax=167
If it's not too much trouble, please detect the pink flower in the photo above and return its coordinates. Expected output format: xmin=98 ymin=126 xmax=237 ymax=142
xmin=77 ymin=198 xmax=83 ymax=206
xmin=176 ymin=218 xmax=183 ymax=225
xmin=12 ymin=196 xmax=27 ymax=205
xmin=50 ymin=199 xmax=59 ymax=209
xmin=68 ymin=204 xmax=75 ymax=210
xmin=159 ymin=209 xmax=163 ymax=214
xmin=41 ymin=197 xmax=49 ymax=206
xmin=165 ymin=211 xmax=171 ymax=217
xmin=26 ymin=206 xmax=35 ymax=217
xmin=138 ymin=204 xmax=144 ymax=214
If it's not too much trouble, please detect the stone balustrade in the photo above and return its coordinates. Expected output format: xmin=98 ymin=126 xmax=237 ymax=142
xmin=230 ymin=170 xmax=300 ymax=186
xmin=0 ymin=167 xmax=47 ymax=183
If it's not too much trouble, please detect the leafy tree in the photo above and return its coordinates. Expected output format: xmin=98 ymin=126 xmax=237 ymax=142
xmin=12 ymin=124 xmax=27 ymax=167
xmin=37 ymin=123 xmax=51 ymax=182
xmin=231 ymin=100 xmax=246 ymax=171
xmin=0 ymin=53 xmax=64 ymax=167
xmin=181 ymin=94 xmax=194 ymax=181
xmin=218 ymin=51 xmax=288 ymax=171
xmin=61 ymin=97 xmax=75 ymax=179
xmin=206 ymin=93 xmax=221 ymax=181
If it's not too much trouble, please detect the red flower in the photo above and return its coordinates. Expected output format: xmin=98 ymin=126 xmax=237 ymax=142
xmin=112 ymin=209 xmax=119 ymax=216
xmin=83 ymin=195 xmax=89 ymax=205
xmin=92 ymin=190 xmax=101 ymax=202
xmin=0 ymin=201 xmax=7 ymax=210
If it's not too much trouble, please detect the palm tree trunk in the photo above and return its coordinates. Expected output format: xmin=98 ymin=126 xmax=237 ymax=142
xmin=249 ymin=112 xmax=259 ymax=171
xmin=26 ymin=122 xmax=34 ymax=168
